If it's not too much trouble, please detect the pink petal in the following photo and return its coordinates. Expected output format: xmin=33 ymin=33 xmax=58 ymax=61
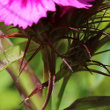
xmin=53 ymin=0 xmax=94 ymax=9
xmin=0 ymin=0 xmax=94 ymax=29
xmin=0 ymin=0 xmax=56 ymax=29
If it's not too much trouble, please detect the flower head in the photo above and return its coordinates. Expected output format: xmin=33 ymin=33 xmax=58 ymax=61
xmin=0 ymin=0 xmax=94 ymax=29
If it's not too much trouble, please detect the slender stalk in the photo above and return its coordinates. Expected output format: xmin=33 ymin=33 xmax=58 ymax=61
xmin=42 ymin=47 xmax=51 ymax=110
xmin=42 ymin=46 xmax=56 ymax=110
xmin=6 ymin=68 xmax=31 ymax=110
xmin=7 ymin=61 xmax=43 ymax=110
xmin=55 ymin=73 xmax=71 ymax=110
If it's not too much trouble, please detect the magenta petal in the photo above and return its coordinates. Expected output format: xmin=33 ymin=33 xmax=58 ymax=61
xmin=0 ymin=0 xmax=94 ymax=29
xmin=53 ymin=0 xmax=94 ymax=8
xmin=0 ymin=0 xmax=56 ymax=29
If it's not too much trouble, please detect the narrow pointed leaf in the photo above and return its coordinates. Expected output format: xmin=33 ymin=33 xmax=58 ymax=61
xmin=65 ymin=96 xmax=110 ymax=110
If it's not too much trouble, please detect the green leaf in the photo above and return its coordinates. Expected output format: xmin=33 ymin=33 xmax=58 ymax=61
xmin=0 ymin=38 xmax=39 ymax=71
xmin=65 ymin=96 xmax=110 ymax=110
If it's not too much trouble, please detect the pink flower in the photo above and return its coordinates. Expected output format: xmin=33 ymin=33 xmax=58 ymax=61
xmin=0 ymin=0 xmax=94 ymax=29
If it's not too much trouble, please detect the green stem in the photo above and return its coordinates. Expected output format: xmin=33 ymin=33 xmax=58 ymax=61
xmin=7 ymin=63 xmax=43 ymax=110
xmin=42 ymin=47 xmax=52 ymax=110
xmin=55 ymin=73 xmax=71 ymax=110
xmin=1 ymin=38 xmax=43 ymax=110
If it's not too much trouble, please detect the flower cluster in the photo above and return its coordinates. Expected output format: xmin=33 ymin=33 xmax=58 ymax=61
xmin=0 ymin=0 xmax=94 ymax=29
